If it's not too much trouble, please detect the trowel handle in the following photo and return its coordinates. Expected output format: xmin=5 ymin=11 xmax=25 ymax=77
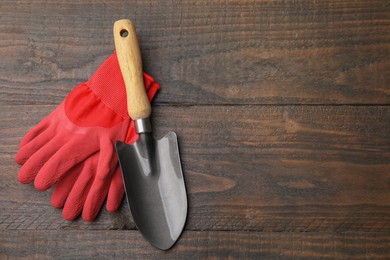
xmin=114 ymin=19 xmax=151 ymax=120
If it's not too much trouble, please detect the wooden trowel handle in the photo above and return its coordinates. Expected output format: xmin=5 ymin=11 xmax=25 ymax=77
xmin=114 ymin=19 xmax=151 ymax=120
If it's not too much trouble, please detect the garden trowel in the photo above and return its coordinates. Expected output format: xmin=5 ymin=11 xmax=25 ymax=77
xmin=113 ymin=19 xmax=187 ymax=250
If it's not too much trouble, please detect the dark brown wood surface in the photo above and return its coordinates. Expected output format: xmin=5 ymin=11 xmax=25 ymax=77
xmin=2 ymin=231 xmax=390 ymax=259
xmin=1 ymin=0 xmax=390 ymax=259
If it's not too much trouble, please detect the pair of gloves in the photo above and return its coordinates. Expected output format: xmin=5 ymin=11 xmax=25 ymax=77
xmin=15 ymin=52 xmax=160 ymax=221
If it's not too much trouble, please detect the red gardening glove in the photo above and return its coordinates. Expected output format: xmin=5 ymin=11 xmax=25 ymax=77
xmin=50 ymin=81 xmax=157 ymax=221
xmin=15 ymin=52 xmax=160 ymax=221
xmin=50 ymin=122 xmax=148 ymax=221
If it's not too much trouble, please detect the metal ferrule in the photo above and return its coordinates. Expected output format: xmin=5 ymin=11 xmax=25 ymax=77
xmin=135 ymin=118 xmax=152 ymax=133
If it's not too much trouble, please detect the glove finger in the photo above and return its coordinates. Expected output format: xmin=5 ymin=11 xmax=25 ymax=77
xmin=19 ymin=116 xmax=51 ymax=148
xmin=34 ymin=136 xmax=97 ymax=191
xmin=15 ymin=124 xmax=56 ymax=165
xmin=51 ymin=162 xmax=84 ymax=208
xmin=96 ymin=138 xmax=116 ymax=180
xmin=81 ymin=140 xmax=116 ymax=221
xmin=17 ymin=134 xmax=63 ymax=184
xmin=62 ymin=154 xmax=99 ymax=221
xmin=82 ymin=172 xmax=111 ymax=221
xmin=106 ymin=165 xmax=125 ymax=213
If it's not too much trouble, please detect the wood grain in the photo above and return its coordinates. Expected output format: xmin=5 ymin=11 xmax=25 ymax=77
xmin=1 ymin=0 xmax=390 ymax=257
xmin=1 ymin=230 xmax=389 ymax=259
xmin=1 ymin=105 xmax=389 ymax=232
xmin=1 ymin=0 xmax=389 ymax=105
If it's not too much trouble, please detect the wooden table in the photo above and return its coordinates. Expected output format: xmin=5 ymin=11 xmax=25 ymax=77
xmin=1 ymin=0 xmax=389 ymax=258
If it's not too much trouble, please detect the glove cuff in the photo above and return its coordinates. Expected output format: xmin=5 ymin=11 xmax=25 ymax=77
xmin=88 ymin=52 xmax=158 ymax=119
xmin=64 ymin=52 xmax=160 ymax=128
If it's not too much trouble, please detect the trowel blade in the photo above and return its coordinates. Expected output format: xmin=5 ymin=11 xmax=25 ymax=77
xmin=115 ymin=131 xmax=187 ymax=250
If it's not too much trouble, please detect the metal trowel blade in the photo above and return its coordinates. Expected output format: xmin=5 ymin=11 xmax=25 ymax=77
xmin=115 ymin=131 xmax=187 ymax=250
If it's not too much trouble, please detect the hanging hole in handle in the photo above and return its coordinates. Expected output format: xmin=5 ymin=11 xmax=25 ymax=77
xmin=120 ymin=29 xmax=128 ymax=37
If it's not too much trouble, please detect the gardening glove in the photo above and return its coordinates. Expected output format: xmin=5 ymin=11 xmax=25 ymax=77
xmin=50 ymin=77 xmax=158 ymax=221
xmin=49 ymin=105 xmax=155 ymax=221
xmin=15 ymin=52 xmax=160 ymax=221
